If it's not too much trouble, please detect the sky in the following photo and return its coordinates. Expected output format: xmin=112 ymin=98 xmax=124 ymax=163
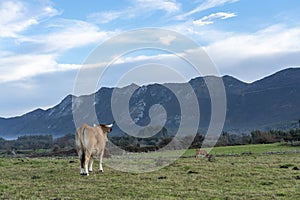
xmin=1 ymin=0 xmax=300 ymax=117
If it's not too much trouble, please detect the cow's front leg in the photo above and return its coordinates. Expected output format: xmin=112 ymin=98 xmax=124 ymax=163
xmin=98 ymin=150 xmax=104 ymax=173
xmin=89 ymin=157 xmax=94 ymax=172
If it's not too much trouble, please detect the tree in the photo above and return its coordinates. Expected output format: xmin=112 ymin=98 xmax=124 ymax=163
xmin=190 ymin=133 xmax=204 ymax=148
xmin=216 ymin=132 xmax=229 ymax=146
xmin=251 ymin=130 xmax=277 ymax=144
xmin=54 ymin=134 xmax=75 ymax=149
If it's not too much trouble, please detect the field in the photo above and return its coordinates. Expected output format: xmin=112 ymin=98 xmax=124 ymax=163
xmin=0 ymin=143 xmax=300 ymax=199
xmin=183 ymin=143 xmax=300 ymax=157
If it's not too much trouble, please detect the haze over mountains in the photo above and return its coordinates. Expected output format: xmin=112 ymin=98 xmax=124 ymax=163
xmin=0 ymin=68 xmax=299 ymax=139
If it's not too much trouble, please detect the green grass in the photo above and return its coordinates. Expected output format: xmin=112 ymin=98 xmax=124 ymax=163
xmin=183 ymin=143 xmax=300 ymax=157
xmin=0 ymin=144 xmax=300 ymax=199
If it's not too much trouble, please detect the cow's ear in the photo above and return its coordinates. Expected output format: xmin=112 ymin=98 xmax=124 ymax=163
xmin=106 ymin=127 xmax=112 ymax=133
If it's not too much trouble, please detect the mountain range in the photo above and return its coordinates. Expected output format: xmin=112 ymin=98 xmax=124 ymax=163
xmin=0 ymin=68 xmax=300 ymax=139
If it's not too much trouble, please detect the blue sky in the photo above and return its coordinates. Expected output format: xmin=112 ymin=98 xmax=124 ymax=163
xmin=1 ymin=0 xmax=300 ymax=117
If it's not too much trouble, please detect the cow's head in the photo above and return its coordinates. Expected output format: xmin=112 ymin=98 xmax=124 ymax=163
xmin=93 ymin=122 xmax=114 ymax=133
xmin=99 ymin=123 xmax=113 ymax=133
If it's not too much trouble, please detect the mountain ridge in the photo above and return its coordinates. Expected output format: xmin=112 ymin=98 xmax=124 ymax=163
xmin=0 ymin=67 xmax=299 ymax=139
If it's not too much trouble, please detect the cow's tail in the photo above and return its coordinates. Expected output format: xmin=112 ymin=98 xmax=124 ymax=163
xmin=75 ymin=126 xmax=86 ymax=168
xmin=80 ymin=149 xmax=85 ymax=169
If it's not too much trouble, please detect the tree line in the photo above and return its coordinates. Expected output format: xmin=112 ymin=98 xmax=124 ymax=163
xmin=0 ymin=134 xmax=74 ymax=152
xmin=215 ymin=129 xmax=300 ymax=147
xmin=0 ymin=128 xmax=299 ymax=152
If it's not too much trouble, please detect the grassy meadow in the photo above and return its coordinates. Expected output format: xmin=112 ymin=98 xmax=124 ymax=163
xmin=183 ymin=142 xmax=300 ymax=157
xmin=0 ymin=143 xmax=300 ymax=199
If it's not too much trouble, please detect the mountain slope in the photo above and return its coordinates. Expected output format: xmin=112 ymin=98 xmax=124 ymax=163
xmin=226 ymin=68 xmax=300 ymax=131
xmin=0 ymin=68 xmax=299 ymax=139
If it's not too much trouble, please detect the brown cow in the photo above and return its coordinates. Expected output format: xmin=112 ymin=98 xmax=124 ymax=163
xmin=75 ymin=123 xmax=113 ymax=176
xmin=195 ymin=148 xmax=208 ymax=158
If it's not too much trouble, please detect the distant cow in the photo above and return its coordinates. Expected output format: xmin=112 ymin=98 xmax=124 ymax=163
xmin=75 ymin=123 xmax=113 ymax=176
xmin=195 ymin=149 xmax=208 ymax=158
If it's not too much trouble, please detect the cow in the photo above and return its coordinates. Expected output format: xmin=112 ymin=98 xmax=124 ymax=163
xmin=75 ymin=123 xmax=113 ymax=176
xmin=195 ymin=148 xmax=208 ymax=158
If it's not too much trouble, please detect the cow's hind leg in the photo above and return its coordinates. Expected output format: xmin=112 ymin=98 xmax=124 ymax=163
xmin=89 ymin=157 xmax=94 ymax=172
xmin=78 ymin=149 xmax=85 ymax=175
xmin=98 ymin=150 xmax=104 ymax=173
xmin=83 ymin=152 xmax=91 ymax=176
xmin=79 ymin=150 xmax=90 ymax=176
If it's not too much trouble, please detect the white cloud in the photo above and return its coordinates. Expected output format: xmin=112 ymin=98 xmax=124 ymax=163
xmin=0 ymin=53 xmax=81 ymax=83
xmin=114 ymin=54 xmax=170 ymax=64
xmin=205 ymin=24 xmax=300 ymax=81
xmin=88 ymin=11 xmax=123 ymax=24
xmin=176 ymin=0 xmax=238 ymax=20
xmin=0 ymin=17 xmax=118 ymax=83
xmin=135 ymin=0 xmax=180 ymax=13
xmin=0 ymin=1 xmax=36 ymax=37
xmin=107 ymin=23 xmax=300 ymax=83
xmin=38 ymin=19 xmax=115 ymax=52
xmin=168 ymin=19 xmax=235 ymax=44
xmin=0 ymin=11 xmax=118 ymax=83
xmin=159 ymin=34 xmax=177 ymax=45
xmin=88 ymin=0 xmax=180 ymax=24
xmin=193 ymin=12 xmax=237 ymax=26
xmin=206 ymin=24 xmax=300 ymax=62
xmin=0 ymin=0 xmax=60 ymax=38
